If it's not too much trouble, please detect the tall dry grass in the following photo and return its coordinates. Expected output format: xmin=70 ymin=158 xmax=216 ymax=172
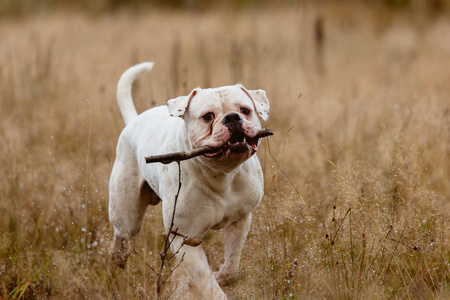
xmin=0 ymin=3 xmax=449 ymax=299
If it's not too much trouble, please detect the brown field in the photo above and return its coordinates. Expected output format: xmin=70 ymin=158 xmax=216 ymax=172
xmin=1 ymin=2 xmax=449 ymax=299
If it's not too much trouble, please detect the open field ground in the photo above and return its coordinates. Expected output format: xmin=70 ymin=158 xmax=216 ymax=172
xmin=1 ymin=2 xmax=450 ymax=299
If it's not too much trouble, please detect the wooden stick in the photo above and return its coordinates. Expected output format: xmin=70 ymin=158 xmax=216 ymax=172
xmin=145 ymin=128 xmax=273 ymax=164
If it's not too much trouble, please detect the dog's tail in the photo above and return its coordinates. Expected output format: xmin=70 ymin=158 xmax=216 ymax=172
xmin=117 ymin=62 xmax=154 ymax=125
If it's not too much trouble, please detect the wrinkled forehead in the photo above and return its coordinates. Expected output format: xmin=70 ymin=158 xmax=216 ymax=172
xmin=188 ymin=86 xmax=254 ymax=114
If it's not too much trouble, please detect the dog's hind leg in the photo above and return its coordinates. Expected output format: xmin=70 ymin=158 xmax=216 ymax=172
xmin=108 ymin=139 xmax=158 ymax=268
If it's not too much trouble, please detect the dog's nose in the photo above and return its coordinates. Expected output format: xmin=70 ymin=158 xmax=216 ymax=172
xmin=222 ymin=112 xmax=242 ymax=125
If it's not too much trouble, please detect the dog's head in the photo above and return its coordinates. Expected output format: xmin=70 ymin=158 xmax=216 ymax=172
xmin=167 ymin=84 xmax=270 ymax=170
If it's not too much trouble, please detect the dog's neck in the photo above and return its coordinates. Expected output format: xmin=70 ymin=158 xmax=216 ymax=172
xmin=186 ymin=157 xmax=245 ymax=192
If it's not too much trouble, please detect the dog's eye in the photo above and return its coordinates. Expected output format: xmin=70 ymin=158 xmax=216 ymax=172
xmin=240 ymin=107 xmax=251 ymax=116
xmin=202 ymin=112 xmax=215 ymax=122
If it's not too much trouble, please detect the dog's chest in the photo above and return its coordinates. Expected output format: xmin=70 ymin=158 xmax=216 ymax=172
xmin=208 ymin=180 xmax=262 ymax=230
xmin=210 ymin=203 xmax=248 ymax=230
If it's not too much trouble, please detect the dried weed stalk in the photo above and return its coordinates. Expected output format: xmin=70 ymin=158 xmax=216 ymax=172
xmin=129 ymin=162 xmax=201 ymax=299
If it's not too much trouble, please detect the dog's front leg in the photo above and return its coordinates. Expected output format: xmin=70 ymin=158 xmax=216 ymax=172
xmin=214 ymin=213 xmax=252 ymax=285
xmin=171 ymin=236 xmax=228 ymax=300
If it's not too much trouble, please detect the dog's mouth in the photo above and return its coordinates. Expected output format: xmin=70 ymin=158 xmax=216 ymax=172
xmin=203 ymin=133 xmax=259 ymax=159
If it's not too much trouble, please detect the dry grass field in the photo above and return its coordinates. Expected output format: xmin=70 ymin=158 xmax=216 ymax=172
xmin=1 ymin=2 xmax=450 ymax=299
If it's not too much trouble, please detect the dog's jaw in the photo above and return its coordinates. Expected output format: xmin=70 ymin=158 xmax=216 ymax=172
xmin=188 ymin=116 xmax=262 ymax=170
xmin=203 ymin=135 xmax=259 ymax=159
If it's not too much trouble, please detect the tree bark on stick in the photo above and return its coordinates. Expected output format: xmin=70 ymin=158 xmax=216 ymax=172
xmin=145 ymin=128 xmax=273 ymax=164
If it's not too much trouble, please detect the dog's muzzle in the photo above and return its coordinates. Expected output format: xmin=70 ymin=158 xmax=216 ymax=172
xmin=204 ymin=113 xmax=259 ymax=158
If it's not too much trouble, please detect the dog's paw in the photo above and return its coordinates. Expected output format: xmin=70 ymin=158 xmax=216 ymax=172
xmin=111 ymin=250 xmax=130 ymax=269
xmin=110 ymin=236 xmax=131 ymax=269
xmin=214 ymin=266 xmax=238 ymax=286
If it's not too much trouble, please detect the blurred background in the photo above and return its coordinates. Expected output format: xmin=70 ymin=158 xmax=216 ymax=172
xmin=2 ymin=0 xmax=450 ymax=15
xmin=1 ymin=0 xmax=449 ymax=299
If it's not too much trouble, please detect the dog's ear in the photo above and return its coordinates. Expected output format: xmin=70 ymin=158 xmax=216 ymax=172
xmin=239 ymin=85 xmax=270 ymax=121
xmin=167 ymin=88 xmax=199 ymax=118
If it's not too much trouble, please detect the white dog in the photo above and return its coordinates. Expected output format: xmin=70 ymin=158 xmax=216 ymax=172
xmin=109 ymin=62 xmax=270 ymax=299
